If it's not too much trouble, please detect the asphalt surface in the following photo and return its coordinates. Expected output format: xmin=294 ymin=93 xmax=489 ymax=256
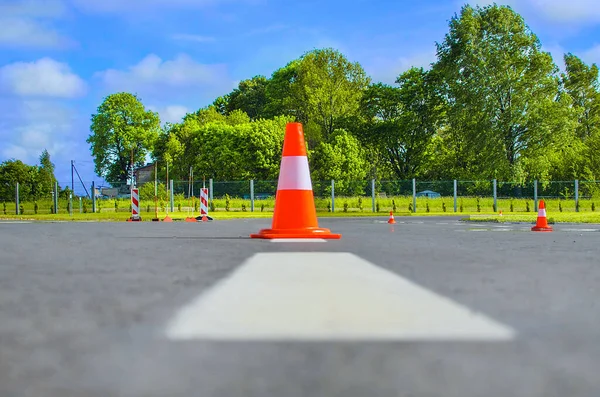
xmin=0 ymin=216 xmax=599 ymax=397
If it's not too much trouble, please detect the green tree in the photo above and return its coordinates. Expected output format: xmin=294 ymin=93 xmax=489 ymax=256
xmin=310 ymin=129 xmax=369 ymax=195
xmin=218 ymin=76 xmax=269 ymax=120
xmin=0 ymin=160 xmax=36 ymax=201
xmin=358 ymin=68 xmax=442 ymax=180
xmin=87 ymin=92 xmax=160 ymax=184
xmin=563 ymin=53 xmax=600 ymax=140
xmin=433 ymin=4 xmax=570 ymax=181
xmin=37 ymin=149 xmax=56 ymax=198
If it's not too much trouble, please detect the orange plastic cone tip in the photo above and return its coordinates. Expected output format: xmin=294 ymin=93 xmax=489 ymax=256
xmin=251 ymin=123 xmax=341 ymax=239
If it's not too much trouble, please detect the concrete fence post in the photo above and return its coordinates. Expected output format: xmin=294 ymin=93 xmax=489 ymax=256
xmin=209 ymin=178 xmax=213 ymax=203
xmin=575 ymin=179 xmax=579 ymax=212
xmin=534 ymin=180 xmax=538 ymax=212
xmin=412 ymin=178 xmax=417 ymax=213
xmin=371 ymin=179 xmax=376 ymax=212
xmin=493 ymin=179 xmax=497 ymax=212
xmin=454 ymin=180 xmax=457 ymax=213
xmin=92 ymin=181 xmax=96 ymax=213
xmin=69 ymin=193 xmax=73 ymax=216
xmin=250 ymin=180 xmax=255 ymax=212
xmin=15 ymin=182 xmax=20 ymax=215
xmin=170 ymin=179 xmax=174 ymax=212
xmin=79 ymin=197 xmax=83 ymax=213
xmin=331 ymin=180 xmax=335 ymax=212
xmin=54 ymin=181 xmax=59 ymax=214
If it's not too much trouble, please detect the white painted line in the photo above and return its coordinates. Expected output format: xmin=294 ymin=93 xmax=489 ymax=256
xmin=562 ymin=228 xmax=599 ymax=232
xmin=0 ymin=221 xmax=32 ymax=224
xmin=165 ymin=253 xmax=515 ymax=341
xmin=270 ymin=238 xmax=327 ymax=243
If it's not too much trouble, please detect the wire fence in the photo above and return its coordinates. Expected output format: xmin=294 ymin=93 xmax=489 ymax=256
xmin=2 ymin=179 xmax=600 ymax=215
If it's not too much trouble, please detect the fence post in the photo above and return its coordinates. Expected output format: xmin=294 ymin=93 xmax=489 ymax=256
xmin=575 ymin=179 xmax=579 ymax=212
xmin=54 ymin=181 xmax=59 ymax=214
xmin=331 ymin=180 xmax=335 ymax=212
xmin=493 ymin=179 xmax=497 ymax=212
xmin=92 ymin=181 xmax=96 ymax=213
xmin=209 ymin=178 xmax=213 ymax=203
xmin=412 ymin=178 xmax=417 ymax=213
xmin=79 ymin=197 xmax=83 ymax=213
xmin=454 ymin=180 xmax=457 ymax=213
xmin=170 ymin=179 xmax=174 ymax=212
xmin=371 ymin=179 xmax=376 ymax=212
xmin=15 ymin=182 xmax=20 ymax=215
xmin=69 ymin=193 xmax=73 ymax=216
xmin=250 ymin=180 xmax=255 ymax=212
xmin=534 ymin=180 xmax=538 ymax=212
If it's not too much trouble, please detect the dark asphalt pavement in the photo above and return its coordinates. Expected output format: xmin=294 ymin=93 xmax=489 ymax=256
xmin=0 ymin=217 xmax=599 ymax=397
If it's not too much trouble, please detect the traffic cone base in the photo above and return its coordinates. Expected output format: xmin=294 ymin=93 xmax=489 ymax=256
xmin=185 ymin=217 xmax=196 ymax=222
xmin=163 ymin=215 xmax=173 ymax=222
xmin=388 ymin=211 xmax=396 ymax=224
xmin=250 ymin=122 xmax=340 ymax=239
xmin=531 ymin=200 xmax=553 ymax=232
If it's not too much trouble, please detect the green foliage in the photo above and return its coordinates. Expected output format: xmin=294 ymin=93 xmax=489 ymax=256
xmin=376 ymin=201 xmax=380 ymax=212
xmin=343 ymin=202 xmax=348 ymax=212
xmin=87 ymin=92 xmax=160 ymax=183
xmin=526 ymin=201 xmax=530 ymax=212
xmin=225 ymin=194 xmax=230 ymax=211
xmin=210 ymin=200 xmax=216 ymax=212
xmin=510 ymin=201 xmax=514 ymax=212
xmin=592 ymin=202 xmax=596 ymax=211
xmin=442 ymin=202 xmax=447 ymax=212
xmin=241 ymin=203 xmax=247 ymax=212
xmin=19 ymin=204 xmax=24 ymax=214
xmin=559 ymin=201 xmax=563 ymax=212
xmin=426 ymin=202 xmax=430 ymax=213
xmin=139 ymin=182 xmax=167 ymax=201
xmin=2 ymin=202 xmax=6 ymax=215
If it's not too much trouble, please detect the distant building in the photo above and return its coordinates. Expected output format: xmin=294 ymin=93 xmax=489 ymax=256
xmin=134 ymin=163 xmax=155 ymax=186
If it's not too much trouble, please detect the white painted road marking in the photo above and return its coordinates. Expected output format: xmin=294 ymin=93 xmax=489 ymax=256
xmin=165 ymin=252 xmax=515 ymax=341
xmin=270 ymin=238 xmax=326 ymax=243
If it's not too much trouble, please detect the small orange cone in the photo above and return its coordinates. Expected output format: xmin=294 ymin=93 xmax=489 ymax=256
xmin=388 ymin=211 xmax=396 ymax=224
xmin=531 ymin=199 xmax=553 ymax=232
xmin=163 ymin=215 xmax=173 ymax=222
xmin=499 ymin=210 xmax=503 ymax=217
xmin=250 ymin=123 xmax=341 ymax=239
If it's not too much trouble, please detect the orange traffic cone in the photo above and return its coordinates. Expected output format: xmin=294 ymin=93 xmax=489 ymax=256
xmin=388 ymin=211 xmax=396 ymax=224
xmin=250 ymin=123 xmax=341 ymax=239
xmin=531 ymin=199 xmax=553 ymax=232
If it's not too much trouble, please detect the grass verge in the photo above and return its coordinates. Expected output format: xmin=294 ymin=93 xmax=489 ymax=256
xmin=465 ymin=212 xmax=600 ymax=224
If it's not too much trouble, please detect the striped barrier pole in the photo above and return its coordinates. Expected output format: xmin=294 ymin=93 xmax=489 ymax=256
xmin=200 ymin=188 xmax=209 ymax=222
xmin=128 ymin=188 xmax=141 ymax=222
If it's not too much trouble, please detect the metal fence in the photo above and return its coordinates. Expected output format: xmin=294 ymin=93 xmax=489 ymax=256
xmin=3 ymin=179 xmax=600 ymax=215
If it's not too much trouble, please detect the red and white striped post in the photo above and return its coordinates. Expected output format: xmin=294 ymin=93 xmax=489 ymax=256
xmin=128 ymin=188 xmax=141 ymax=222
xmin=200 ymin=188 xmax=209 ymax=221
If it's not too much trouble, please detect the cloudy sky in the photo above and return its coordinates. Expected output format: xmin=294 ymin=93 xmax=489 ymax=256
xmin=1 ymin=0 xmax=599 ymax=190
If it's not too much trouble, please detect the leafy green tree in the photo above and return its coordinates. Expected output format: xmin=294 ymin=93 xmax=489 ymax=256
xmin=37 ymin=149 xmax=56 ymax=198
xmin=87 ymin=92 xmax=160 ymax=184
xmin=139 ymin=181 xmax=168 ymax=201
xmin=433 ymin=4 xmax=570 ymax=181
xmin=358 ymin=68 xmax=442 ymax=180
xmin=0 ymin=160 xmax=36 ymax=201
xmin=218 ymin=76 xmax=269 ymax=120
xmin=563 ymin=54 xmax=600 ymax=140
xmin=310 ymin=129 xmax=369 ymax=195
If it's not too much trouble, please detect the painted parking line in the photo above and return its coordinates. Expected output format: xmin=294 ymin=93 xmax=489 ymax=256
xmin=165 ymin=252 xmax=515 ymax=341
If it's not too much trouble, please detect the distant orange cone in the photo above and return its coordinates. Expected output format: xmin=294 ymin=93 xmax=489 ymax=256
xmin=388 ymin=211 xmax=396 ymax=224
xmin=250 ymin=123 xmax=341 ymax=239
xmin=531 ymin=199 xmax=553 ymax=232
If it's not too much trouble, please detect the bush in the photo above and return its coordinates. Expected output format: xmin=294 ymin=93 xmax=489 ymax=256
xmin=114 ymin=200 xmax=118 ymax=211
xmin=225 ymin=194 xmax=231 ymax=211
xmin=526 ymin=201 xmax=530 ymax=212
xmin=343 ymin=202 xmax=348 ymax=212
xmin=358 ymin=197 xmax=363 ymax=211
xmin=327 ymin=202 xmax=331 ymax=212
xmin=147 ymin=204 xmax=151 ymax=212
xmin=460 ymin=199 xmax=464 ymax=213
xmin=178 ymin=202 xmax=182 ymax=212
xmin=261 ymin=204 xmax=265 ymax=212
xmin=242 ymin=203 xmax=247 ymax=212
xmin=559 ymin=202 xmax=563 ymax=212
xmin=376 ymin=202 xmax=380 ymax=212
xmin=392 ymin=199 xmax=397 ymax=212
xmin=476 ymin=197 xmax=481 ymax=213
xmin=210 ymin=201 xmax=215 ymax=212
xmin=19 ymin=204 xmax=24 ymax=214
xmin=34 ymin=202 xmax=38 ymax=214
xmin=408 ymin=202 xmax=413 ymax=212
xmin=2 ymin=202 xmax=6 ymax=215
xmin=83 ymin=201 xmax=88 ymax=213
xmin=510 ymin=201 xmax=514 ymax=212
xmin=426 ymin=202 xmax=430 ymax=213
xmin=592 ymin=202 xmax=596 ymax=212
xmin=442 ymin=202 xmax=446 ymax=212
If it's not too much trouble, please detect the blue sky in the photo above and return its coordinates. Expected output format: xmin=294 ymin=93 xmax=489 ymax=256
xmin=1 ymin=0 xmax=599 ymax=192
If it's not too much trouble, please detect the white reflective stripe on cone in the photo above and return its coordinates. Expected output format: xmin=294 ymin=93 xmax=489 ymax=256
xmin=277 ymin=156 xmax=313 ymax=191
xmin=539 ymin=209 xmax=546 ymax=217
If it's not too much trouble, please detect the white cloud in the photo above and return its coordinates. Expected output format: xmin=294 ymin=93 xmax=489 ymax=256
xmin=0 ymin=18 xmax=71 ymax=49
xmin=0 ymin=58 xmax=87 ymax=98
xmin=467 ymin=0 xmax=600 ymax=24
xmin=71 ymin=0 xmax=258 ymax=13
xmin=96 ymin=54 xmax=231 ymax=97
xmin=171 ymin=34 xmax=216 ymax=43
xmin=149 ymin=105 xmax=190 ymax=124
xmin=0 ymin=0 xmax=67 ymax=18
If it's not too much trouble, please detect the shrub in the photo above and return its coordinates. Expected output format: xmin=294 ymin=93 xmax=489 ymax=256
xmin=426 ymin=202 xmax=430 ymax=213
xmin=559 ymin=202 xmax=563 ymax=212
xmin=225 ymin=194 xmax=230 ymax=211
xmin=146 ymin=204 xmax=150 ymax=213
xmin=358 ymin=197 xmax=363 ymax=211
xmin=261 ymin=204 xmax=265 ymax=212
xmin=392 ymin=199 xmax=397 ymax=211
xmin=442 ymin=202 xmax=446 ymax=212
xmin=327 ymin=202 xmax=331 ymax=212
xmin=408 ymin=202 xmax=413 ymax=212
xmin=34 ymin=202 xmax=38 ymax=214
xmin=343 ymin=202 xmax=348 ymax=212
xmin=83 ymin=201 xmax=88 ymax=213
xmin=526 ymin=201 xmax=530 ymax=212
xmin=178 ymin=202 xmax=182 ymax=212
xmin=242 ymin=203 xmax=247 ymax=212
xmin=592 ymin=202 xmax=596 ymax=212
xmin=376 ymin=202 xmax=380 ymax=212
xmin=19 ymin=204 xmax=24 ymax=214
xmin=460 ymin=199 xmax=464 ymax=213
xmin=2 ymin=202 xmax=6 ymax=215
xmin=510 ymin=201 xmax=514 ymax=212
xmin=210 ymin=201 xmax=215 ymax=212
xmin=114 ymin=200 xmax=118 ymax=211
xmin=476 ymin=197 xmax=481 ymax=213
